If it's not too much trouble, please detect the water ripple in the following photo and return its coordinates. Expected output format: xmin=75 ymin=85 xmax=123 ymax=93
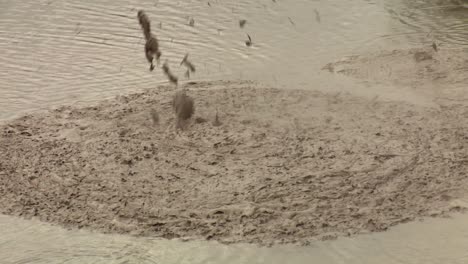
xmin=0 ymin=0 xmax=467 ymax=123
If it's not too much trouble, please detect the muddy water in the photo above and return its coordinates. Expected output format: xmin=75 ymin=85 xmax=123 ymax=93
xmin=2 ymin=212 xmax=468 ymax=264
xmin=1 ymin=0 xmax=467 ymax=120
xmin=384 ymin=0 xmax=468 ymax=46
xmin=1 ymin=0 xmax=468 ymax=262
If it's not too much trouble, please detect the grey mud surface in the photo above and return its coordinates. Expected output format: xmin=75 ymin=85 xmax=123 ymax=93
xmin=323 ymin=47 xmax=468 ymax=104
xmin=0 ymin=79 xmax=467 ymax=246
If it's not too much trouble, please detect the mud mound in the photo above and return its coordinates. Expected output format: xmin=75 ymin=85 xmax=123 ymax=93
xmin=0 ymin=81 xmax=467 ymax=246
xmin=323 ymin=47 xmax=468 ymax=103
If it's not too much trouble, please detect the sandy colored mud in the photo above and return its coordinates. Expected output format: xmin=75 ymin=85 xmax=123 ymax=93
xmin=0 ymin=80 xmax=467 ymax=246
xmin=323 ymin=47 xmax=468 ymax=104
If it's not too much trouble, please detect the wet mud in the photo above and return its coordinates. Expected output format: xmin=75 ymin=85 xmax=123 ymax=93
xmin=0 ymin=80 xmax=466 ymax=246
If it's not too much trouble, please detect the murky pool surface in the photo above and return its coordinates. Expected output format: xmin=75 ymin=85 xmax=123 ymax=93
xmin=2 ymin=213 xmax=468 ymax=264
xmin=1 ymin=0 xmax=468 ymax=263
xmin=0 ymin=0 xmax=467 ymax=120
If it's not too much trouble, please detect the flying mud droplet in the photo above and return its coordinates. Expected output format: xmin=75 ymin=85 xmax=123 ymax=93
xmin=245 ymin=34 xmax=252 ymax=47
xmin=172 ymin=89 xmax=195 ymax=130
xmin=314 ymin=9 xmax=321 ymax=23
xmin=75 ymin=22 xmax=82 ymax=35
xmin=145 ymin=37 xmax=162 ymax=71
xmin=137 ymin=10 xmax=151 ymax=40
xmin=189 ymin=17 xmax=195 ymax=27
xmin=239 ymin=19 xmax=247 ymax=28
xmin=180 ymin=53 xmax=196 ymax=74
xmin=138 ymin=10 xmax=162 ymax=71
xmin=162 ymin=61 xmax=178 ymax=86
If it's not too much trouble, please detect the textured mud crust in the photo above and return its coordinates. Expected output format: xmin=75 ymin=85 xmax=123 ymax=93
xmin=0 ymin=80 xmax=467 ymax=246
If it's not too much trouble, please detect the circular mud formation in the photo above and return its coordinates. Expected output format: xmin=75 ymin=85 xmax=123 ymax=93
xmin=0 ymin=80 xmax=467 ymax=246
